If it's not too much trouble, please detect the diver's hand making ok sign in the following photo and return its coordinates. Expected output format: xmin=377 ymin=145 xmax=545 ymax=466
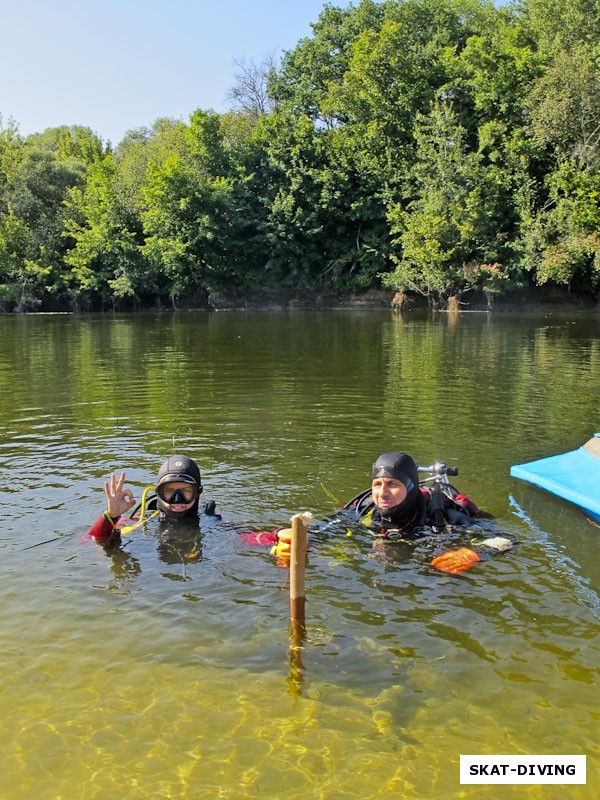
xmin=104 ymin=471 xmax=136 ymax=520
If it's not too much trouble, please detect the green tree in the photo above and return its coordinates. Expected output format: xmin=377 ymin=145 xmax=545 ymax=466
xmin=522 ymin=160 xmax=600 ymax=290
xmin=269 ymin=0 xmax=386 ymax=126
xmin=63 ymin=119 xmax=192 ymax=308
xmin=0 ymin=125 xmax=102 ymax=309
xmin=522 ymin=0 xmax=600 ymax=54
xmin=64 ymin=154 xmax=146 ymax=308
xmin=528 ymin=45 xmax=600 ymax=169
xmin=0 ymin=210 xmax=48 ymax=311
xmin=254 ymin=108 xmax=389 ymax=293
xmin=384 ymin=101 xmax=518 ymax=305
xmin=141 ymin=112 xmax=237 ymax=304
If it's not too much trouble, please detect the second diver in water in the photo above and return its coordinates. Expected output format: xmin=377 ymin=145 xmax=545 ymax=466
xmin=340 ymin=451 xmax=514 ymax=573
xmin=261 ymin=450 xmax=514 ymax=574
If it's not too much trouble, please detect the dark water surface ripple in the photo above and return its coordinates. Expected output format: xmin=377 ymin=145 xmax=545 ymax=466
xmin=0 ymin=310 xmax=598 ymax=799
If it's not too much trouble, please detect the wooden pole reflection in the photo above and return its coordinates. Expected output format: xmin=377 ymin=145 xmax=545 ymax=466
xmin=287 ymin=618 xmax=306 ymax=696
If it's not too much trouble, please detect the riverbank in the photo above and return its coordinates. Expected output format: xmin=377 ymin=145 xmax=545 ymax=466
xmin=207 ymin=285 xmax=600 ymax=312
xmin=2 ymin=285 xmax=599 ymax=314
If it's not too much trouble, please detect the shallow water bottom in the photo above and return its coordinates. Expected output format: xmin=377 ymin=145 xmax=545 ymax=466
xmin=2 ymin=622 xmax=596 ymax=800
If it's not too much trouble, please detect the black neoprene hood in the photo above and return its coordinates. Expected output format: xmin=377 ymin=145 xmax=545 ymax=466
xmin=371 ymin=451 xmax=421 ymax=522
xmin=156 ymin=455 xmax=202 ymax=490
xmin=371 ymin=451 xmax=418 ymax=492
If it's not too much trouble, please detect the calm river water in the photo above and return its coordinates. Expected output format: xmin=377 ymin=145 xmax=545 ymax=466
xmin=0 ymin=309 xmax=598 ymax=799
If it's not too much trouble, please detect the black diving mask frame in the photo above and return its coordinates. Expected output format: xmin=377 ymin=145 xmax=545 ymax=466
xmin=157 ymin=482 xmax=200 ymax=505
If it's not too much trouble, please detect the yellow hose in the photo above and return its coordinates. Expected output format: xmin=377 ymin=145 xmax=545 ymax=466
xmin=120 ymin=485 xmax=158 ymax=534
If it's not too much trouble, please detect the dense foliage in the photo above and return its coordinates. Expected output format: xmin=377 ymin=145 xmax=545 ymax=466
xmin=1 ymin=0 xmax=600 ymax=311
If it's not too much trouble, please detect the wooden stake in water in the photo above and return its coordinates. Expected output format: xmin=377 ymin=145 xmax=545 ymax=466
xmin=289 ymin=513 xmax=309 ymax=622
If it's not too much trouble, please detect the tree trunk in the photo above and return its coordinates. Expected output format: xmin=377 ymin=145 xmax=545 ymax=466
xmin=447 ymin=295 xmax=460 ymax=313
xmin=391 ymin=291 xmax=407 ymax=310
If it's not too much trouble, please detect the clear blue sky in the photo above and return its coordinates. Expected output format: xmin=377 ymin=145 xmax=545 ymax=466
xmin=1 ymin=0 xmax=347 ymax=145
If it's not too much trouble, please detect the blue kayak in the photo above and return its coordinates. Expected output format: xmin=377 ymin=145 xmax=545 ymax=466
xmin=510 ymin=434 xmax=600 ymax=522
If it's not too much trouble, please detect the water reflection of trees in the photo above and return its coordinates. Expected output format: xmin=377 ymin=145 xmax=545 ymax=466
xmin=2 ymin=311 xmax=600 ymax=521
xmin=382 ymin=313 xmax=600 ymax=456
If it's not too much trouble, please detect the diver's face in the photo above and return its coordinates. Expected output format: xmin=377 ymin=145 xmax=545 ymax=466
xmin=158 ymin=481 xmax=197 ymax=513
xmin=372 ymin=477 xmax=408 ymax=511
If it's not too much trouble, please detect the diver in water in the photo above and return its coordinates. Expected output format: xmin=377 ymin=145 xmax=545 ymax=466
xmin=344 ymin=451 xmax=477 ymax=534
xmin=259 ymin=450 xmax=514 ymax=573
xmin=88 ymin=454 xmax=216 ymax=547
xmin=341 ymin=451 xmax=513 ymax=573
xmin=345 ymin=451 xmax=430 ymax=533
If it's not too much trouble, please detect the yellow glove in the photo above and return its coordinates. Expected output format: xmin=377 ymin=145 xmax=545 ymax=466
xmin=270 ymin=528 xmax=293 ymax=559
